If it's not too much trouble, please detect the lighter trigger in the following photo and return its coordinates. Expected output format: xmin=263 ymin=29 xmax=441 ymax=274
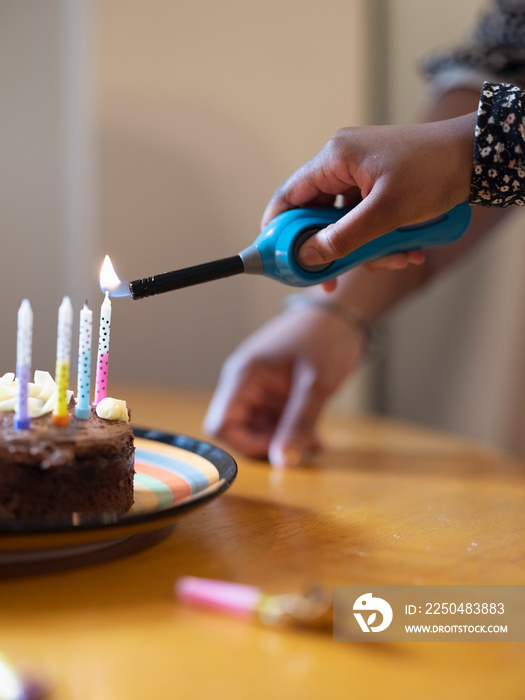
xmin=292 ymin=227 xmax=333 ymax=273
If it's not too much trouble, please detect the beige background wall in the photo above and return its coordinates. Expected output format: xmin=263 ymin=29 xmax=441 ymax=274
xmin=0 ymin=0 xmax=96 ymax=372
xmin=93 ymin=0 xmax=373 ymax=397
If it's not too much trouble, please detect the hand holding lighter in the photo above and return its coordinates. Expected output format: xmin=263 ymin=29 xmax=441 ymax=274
xmin=108 ymin=203 xmax=472 ymax=299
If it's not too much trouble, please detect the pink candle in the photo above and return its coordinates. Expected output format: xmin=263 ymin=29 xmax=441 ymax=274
xmin=93 ymin=292 xmax=111 ymax=405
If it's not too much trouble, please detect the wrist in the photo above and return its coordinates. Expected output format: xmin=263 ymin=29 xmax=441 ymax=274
xmin=309 ymin=264 xmax=428 ymax=326
xmin=282 ymin=293 xmax=382 ymax=359
xmin=434 ymin=113 xmax=477 ymax=204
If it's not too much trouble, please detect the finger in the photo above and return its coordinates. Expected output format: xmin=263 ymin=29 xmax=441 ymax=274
xmin=407 ymin=250 xmax=426 ymax=265
xmin=261 ymin=181 xmax=336 ymax=230
xmin=202 ymin=370 xmax=236 ymax=437
xmin=364 ymin=250 xmax=426 ymax=271
xmin=260 ymin=154 xmax=361 ymax=229
xmin=204 ymin=394 xmax=278 ymax=458
xmin=214 ymin=418 xmax=278 ymax=458
xmin=297 ymin=190 xmax=396 ymax=266
xmin=364 ymin=254 xmax=411 ymax=271
xmin=321 ymin=278 xmax=338 ymax=293
xmin=204 ymin=363 xmax=286 ymax=458
xmin=268 ymin=365 xmax=327 ymax=469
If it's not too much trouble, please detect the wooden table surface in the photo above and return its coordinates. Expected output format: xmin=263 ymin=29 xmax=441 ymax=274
xmin=1 ymin=385 xmax=524 ymax=700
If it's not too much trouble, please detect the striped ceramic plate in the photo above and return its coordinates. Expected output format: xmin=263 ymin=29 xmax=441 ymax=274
xmin=132 ymin=430 xmax=236 ymax=513
xmin=128 ymin=427 xmax=237 ymax=516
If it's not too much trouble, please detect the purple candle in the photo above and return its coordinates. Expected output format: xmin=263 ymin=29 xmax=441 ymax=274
xmin=14 ymin=299 xmax=33 ymax=430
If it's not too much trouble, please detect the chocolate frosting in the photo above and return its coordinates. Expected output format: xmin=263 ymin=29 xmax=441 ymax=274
xmin=0 ymin=406 xmax=132 ymax=470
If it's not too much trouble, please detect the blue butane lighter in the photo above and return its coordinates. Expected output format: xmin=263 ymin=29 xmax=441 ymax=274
xmin=116 ymin=202 xmax=471 ymax=299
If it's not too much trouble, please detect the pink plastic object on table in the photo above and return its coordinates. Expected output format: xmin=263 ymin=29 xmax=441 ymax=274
xmin=175 ymin=576 xmax=262 ymax=616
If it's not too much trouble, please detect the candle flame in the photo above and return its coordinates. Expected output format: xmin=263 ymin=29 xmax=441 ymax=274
xmin=99 ymin=255 xmax=130 ymax=297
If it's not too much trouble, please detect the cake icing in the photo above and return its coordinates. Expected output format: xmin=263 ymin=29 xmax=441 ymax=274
xmin=0 ymin=371 xmax=73 ymax=418
xmin=95 ymin=397 xmax=129 ymax=423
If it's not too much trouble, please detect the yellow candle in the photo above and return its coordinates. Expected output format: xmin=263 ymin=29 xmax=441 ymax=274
xmin=53 ymin=296 xmax=73 ymax=427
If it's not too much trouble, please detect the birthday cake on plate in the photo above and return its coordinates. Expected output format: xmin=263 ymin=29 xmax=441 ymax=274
xmin=0 ymin=371 xmax=135 ymax=521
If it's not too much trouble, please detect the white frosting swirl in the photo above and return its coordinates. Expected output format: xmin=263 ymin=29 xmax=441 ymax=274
xmin=95 ymin=397 xmax=129 ymax=423
xmin=0 ymin=370 xmax=74 ymax=418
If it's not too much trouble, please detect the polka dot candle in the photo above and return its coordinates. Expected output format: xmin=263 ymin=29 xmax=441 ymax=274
xmin=94 ymin=291 xmax=111 ymax=406
xmin=75 ymin=302 xmax=93 ymax=419
xmin=52 ymin=296 xmax=73 ymax=427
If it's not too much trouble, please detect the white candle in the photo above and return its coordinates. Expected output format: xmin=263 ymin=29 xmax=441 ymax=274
xmin=14 ymin=299 xmax=33 ymax=430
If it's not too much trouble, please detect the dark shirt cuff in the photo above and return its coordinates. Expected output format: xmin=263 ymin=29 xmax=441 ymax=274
xmin=470 ymin=81 xmax=525 ymax=206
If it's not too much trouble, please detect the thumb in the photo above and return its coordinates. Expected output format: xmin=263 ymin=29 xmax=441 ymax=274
xmin=268 ymin=365 xmax=327 ymax=469
xmin=298 ymin=192 xmax=395 ymax=266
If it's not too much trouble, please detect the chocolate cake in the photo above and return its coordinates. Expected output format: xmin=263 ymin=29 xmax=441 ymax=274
xmin=0 ymin=404 xmax=135 ymax=520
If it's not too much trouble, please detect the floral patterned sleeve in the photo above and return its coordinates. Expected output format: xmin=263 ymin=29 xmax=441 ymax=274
xmin=471 ymin=81 xmax=525 ymax=206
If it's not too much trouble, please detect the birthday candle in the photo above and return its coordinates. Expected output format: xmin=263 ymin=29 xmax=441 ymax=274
xmin=75 ymin=302 xmax=93 ymax=419
xmin=13 ymin=299 xmax=33 ymax=430
xmin=94 ymin=292 xmax=111 ymax=405
xmin=53 ymin=296 xmax=73 ymax=427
